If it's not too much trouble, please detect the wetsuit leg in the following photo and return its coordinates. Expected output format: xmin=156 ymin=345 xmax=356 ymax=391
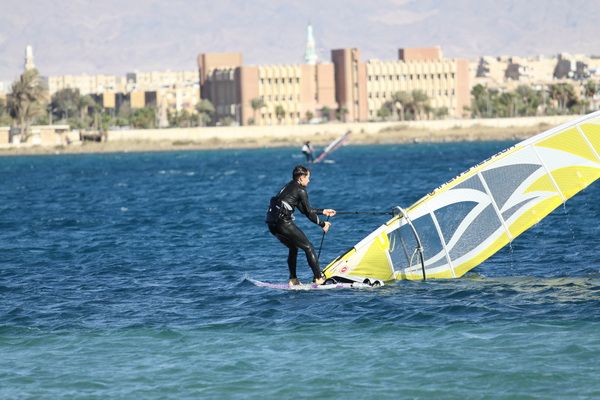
xmin=269 ymin=222 xmax=322 ymax=280
xmin=269 ymin=224 xmax=299 ymax=279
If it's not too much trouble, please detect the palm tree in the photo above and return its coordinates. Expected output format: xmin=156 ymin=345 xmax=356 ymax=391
xmin=411 ymin=89 xmax=429 ymax=120
xmin=195 ymin=99 xmax=215 ymax=127
xmin=547 ymin=84 xmax=566 ymax=112
xmin=337 ymin=105 xmax=349 ymax=122
xmin=583 ymin=80 xmax=598 ymax=112
xmin=78 ymin=95 xmax=95 ymax=125
xmin=320 ymin=106 xmax=332 ymax=122
xmin=305 ymin=110 xmax=314 ymax=123
xmin=250 ymin=97 xmax=265 ymax=125
xmin=470 ymin=84 xmax=488 ymax=118
xmin=275 ymin=105 xmax=286 ymax=124
xmin=377 ymin=106 xmax=392 ymax=121
xmin=392 ymin=91 xmax=412 ymax=120
xmin=6 ymin=69 xmax=47 ymax=141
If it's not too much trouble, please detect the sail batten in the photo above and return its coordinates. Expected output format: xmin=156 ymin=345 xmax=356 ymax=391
xmin=531 ymin=144 xmax=566 ymax=203
xmin=323 ymin=111 xmax=600 ymax=283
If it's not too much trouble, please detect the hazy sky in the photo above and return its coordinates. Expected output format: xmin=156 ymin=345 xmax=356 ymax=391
xmin=1 ymin=0 xmax=599 ymax=81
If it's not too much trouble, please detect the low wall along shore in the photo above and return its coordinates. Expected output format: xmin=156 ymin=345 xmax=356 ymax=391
xmin=0 ymin=115 xmax=581 ymax=156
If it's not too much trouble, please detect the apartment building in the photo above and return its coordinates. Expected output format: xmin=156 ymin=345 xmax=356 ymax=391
xmin=471 ymin=53 xmax=600 ymax=92
xmin=198 ymin=52 xmax=336 ymax=125
xmin=198 ymin=46 xmax=471 ymax=125
xmin=47 ymin=70 xmax=200 ymax=116
xmin=47 ymin=74 xmax=126 ymax=96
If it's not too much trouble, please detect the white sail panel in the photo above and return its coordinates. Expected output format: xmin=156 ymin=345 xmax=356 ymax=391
xmin=323 ymin=110 xmax=600 ymax=283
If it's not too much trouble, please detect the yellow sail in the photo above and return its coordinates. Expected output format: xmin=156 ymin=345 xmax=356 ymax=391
xmin=323 ymin=111 xmax=600 ymax=283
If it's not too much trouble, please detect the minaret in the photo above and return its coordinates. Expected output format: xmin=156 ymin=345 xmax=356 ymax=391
xmin=25 ymin=45 xmax=35 ymax=71
xmin=304 ymin=24 xmax=317 ymax=65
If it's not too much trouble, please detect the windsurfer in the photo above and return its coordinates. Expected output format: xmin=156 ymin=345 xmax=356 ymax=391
xmin=301 ymin=141 xmax=315 ymax=163
xmin=265 ymin=165 xmax=336 ymax=285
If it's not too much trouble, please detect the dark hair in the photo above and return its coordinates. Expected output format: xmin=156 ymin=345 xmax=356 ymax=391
xmin=293 ymin=165 xmax=310 ymax=180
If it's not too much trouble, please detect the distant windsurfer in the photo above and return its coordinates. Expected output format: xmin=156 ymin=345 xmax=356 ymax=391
xmin=301 ymin=141 xmax=315 ymax=163
xmin=265 ymin=165 xmax=336 ymax=285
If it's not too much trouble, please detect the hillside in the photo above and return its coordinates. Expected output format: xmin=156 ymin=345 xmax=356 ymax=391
xmin=1 ymin=0 xmax=599 ymax=80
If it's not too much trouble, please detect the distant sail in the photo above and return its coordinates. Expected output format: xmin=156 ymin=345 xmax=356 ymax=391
xmin=323 ymin=111 xmax=600 ymax=283
xmin=314 ymin=131 xmax=352 ymax=163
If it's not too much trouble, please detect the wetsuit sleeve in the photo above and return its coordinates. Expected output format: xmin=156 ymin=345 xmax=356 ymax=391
xmin=296 ymin=188 xmax=325 ymax=227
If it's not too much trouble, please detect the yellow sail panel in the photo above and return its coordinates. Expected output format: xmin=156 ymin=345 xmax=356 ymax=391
xmin=507 ymin=196 xmax=563 ymax=238
xmin=525 ymin=174 xmax=559 ymax=194
xmin=350 ymin=239 xmax=394 ymax=281
xmin=581 ymin=123 xmax=600 ymax=155
xmin=551 ymin=166 xmax=600 ymax=199
xmin=322 ymin=237 xmax=394 ymax=281
xmin=536 ymin=127 xmax=599 ymax=163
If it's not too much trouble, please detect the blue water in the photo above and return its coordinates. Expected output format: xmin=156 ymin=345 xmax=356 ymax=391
xmin=1 ymin=143 xmax=599 ymax=399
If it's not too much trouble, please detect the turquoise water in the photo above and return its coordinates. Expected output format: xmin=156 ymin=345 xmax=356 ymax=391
xmin=1 ymin=143 xmax=599 ymax=399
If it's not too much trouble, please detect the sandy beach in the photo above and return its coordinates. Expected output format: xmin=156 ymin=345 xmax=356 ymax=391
xmin=0 ymin=117 xmax=574 ymax=157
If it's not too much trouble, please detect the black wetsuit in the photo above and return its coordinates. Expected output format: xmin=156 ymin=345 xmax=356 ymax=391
xmin=266 ymin=180 xmax=326 ymax=281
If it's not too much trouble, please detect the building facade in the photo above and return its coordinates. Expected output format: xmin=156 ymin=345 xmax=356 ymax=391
xmin=198 ymin=52 xmax=337 ymax=125
xmin=198 ymin=46 xmax=471 ymax=125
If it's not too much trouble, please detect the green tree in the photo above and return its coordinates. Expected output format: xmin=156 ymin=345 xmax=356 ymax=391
xmin=320 ymin=106 xmax=332 ymax=122
xmin=433 ymin=107 xmax=449 ymax=119
xmin=78 ymin=95 xmax=95 ymax=125
xmin=250 ymin=97 xmax=265 ymax=125
xmin=337 ymin=105 xmax=349 ymax=122
xmin=514 ymin=85 xmax=542 ymax=116
xmin=0 ymin=97 xmax=11 ymax=126
xmin=51 ymin=88 xmax=80 ymax=121
xmin=305 ymin=110 xmax=314 ymax=122
xmin=130 ymin=107 xmax=156 ymax=129
xmin=195 ymin=99 xmax=215 ymax=127
xmin=583 ymin=80 xmax=598 ymax=112
xmin=548 ymin=84 xmax=567 ymax=112
xmin=470 ymin=84 xmax=489 ymax=118
xmin=411 ymin=89 xmax=429 ymax=120
xmin=392 ymin=91 xmax=412 ymax=120
xmin=275 ymin=105 xmax=286 ymax=124
xmin=377 ymin=106 xmax=391 ymax=121
xmin=6 ymin=69 xmax=47 ymax=141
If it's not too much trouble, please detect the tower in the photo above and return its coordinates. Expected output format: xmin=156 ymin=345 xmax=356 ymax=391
xmin=25 ymin=45 xmax=35 ymax=71
xmin=304 ymin=24 xmax=317 ymax=65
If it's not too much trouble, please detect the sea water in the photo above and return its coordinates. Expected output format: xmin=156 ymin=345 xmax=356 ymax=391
xmin=1 ymin=143 xmax=599 ymax=399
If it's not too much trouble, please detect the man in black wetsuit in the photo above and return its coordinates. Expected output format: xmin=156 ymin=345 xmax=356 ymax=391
xmin=266 ymin=165 xmax=336 ymax=286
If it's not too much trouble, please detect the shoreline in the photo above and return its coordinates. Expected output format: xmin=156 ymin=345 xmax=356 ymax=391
xmin=0 ymin=120 xmax=568 ymax=157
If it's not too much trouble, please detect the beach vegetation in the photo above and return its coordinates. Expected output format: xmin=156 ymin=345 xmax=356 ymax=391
xmin=470 ymin=83 xmax=588 ymax=118
xmin=131 ymin=107 xmax=156 ymax=129
xmin=378 ymin=90 xmax=432 ymax=121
